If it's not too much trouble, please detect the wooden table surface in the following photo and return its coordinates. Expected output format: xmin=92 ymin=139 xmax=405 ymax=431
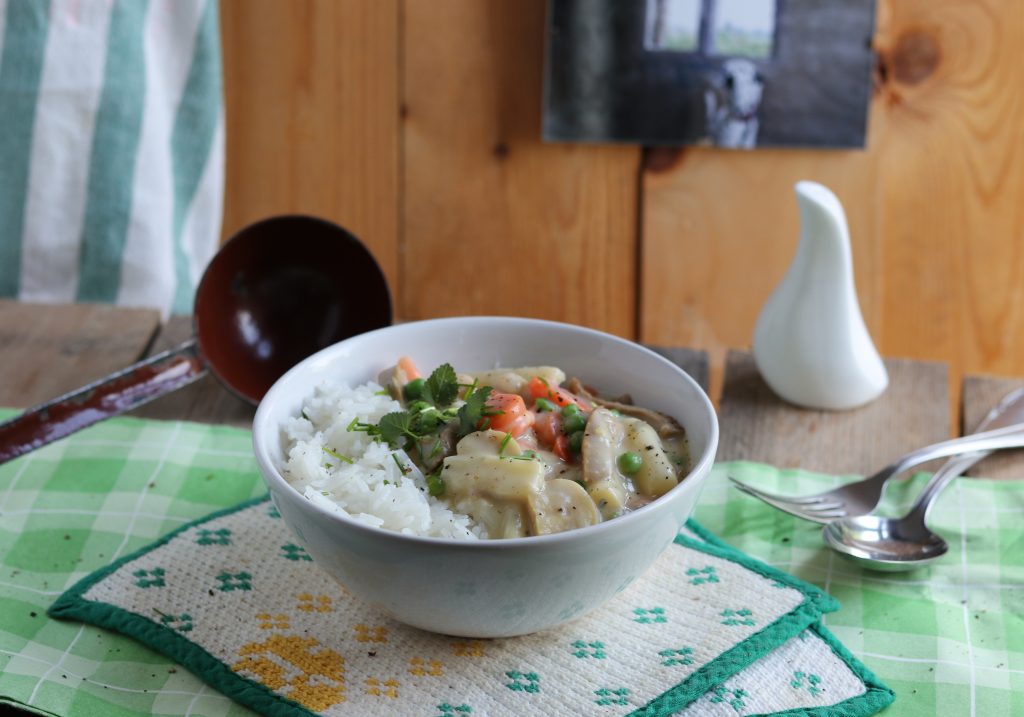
xmin=2 ymin=299 xmax=1023 ymax=480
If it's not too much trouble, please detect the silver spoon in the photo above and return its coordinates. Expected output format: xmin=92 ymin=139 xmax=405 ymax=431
xmin=823 ymin=387 xmax=1024 ymax=571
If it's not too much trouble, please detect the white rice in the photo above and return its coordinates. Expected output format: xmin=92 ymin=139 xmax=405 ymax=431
xmin=281 ymin=379 xmax=483 ymax=539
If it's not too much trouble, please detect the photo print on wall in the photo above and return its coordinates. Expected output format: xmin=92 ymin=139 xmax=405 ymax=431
xmin=543 ymin=0 xmax=877 ymax=149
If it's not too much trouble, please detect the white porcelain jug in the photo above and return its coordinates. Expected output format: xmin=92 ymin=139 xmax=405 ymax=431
xmin=752 ymin=181 xmax=888 ymax=410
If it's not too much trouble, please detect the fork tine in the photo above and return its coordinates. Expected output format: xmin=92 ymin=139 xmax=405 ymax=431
xmin=728 ymin=476 xmax=842 ymax=508
xmin=731 ymin=483 xmax=845 ymax=522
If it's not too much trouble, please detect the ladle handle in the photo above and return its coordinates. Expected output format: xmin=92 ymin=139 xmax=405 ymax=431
xmin=0 ymin=340 xmax=206 ymax=465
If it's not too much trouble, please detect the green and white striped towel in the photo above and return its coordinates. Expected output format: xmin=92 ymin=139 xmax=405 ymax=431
xmin=0 ymin=0 xmax=224 ymax=316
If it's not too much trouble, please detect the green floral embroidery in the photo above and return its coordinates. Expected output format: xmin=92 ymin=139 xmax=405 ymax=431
xmin=132 ymin=568 xmax=165 ymax=588
xmin=686 ymin=566 xmax=719 ymax=585
xmin=505 ymin=671 xmax=539 ymax=693
xmin=633 ymin=607 xmax=667 ymax=624
xmin=435 ymin=704 xmax=472 ymax=716
xmin=720 ymin=608 xmax=756 ymax=626
xmin=267 ymin=505 xmax=281 ymax=518
xmin=658 ymin=647 xmax=694 ymax=666
xmin=594 ymin=687 xmax=630 ymax=706
xmin=157 ymin=611 xmax=193 ymax=633
xmin=710 ymin=686 xmax=747 ymax=712
xmin=771 ymin=579 xmax=788 ymax=588
xmin=196 ymin=528 xmax=231 ymax=545
xmin=791 ymin=671 xmax=823 ymax=696
xmin=571 ymin=640 xmax=606 ymax=659
xmin=216 ymin=571 xmax=252 ymax=592
xmin=281 ymin=543 xmax=312 ymax=561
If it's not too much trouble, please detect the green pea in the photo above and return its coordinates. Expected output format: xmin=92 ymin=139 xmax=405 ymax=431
xmin=617 ymin=451 xmax=643 ymax=475
xmin=562 ymin=412 xmax=587 ymax=434
xmin=568 ymin=430 xmax=584 ymax=454
xmin=407 ymin=399 xmax=432 ymax=414
xmin=561 ymin=402 xmax=581 ymax=417
xmin=426 ymin=473 xmax=445 ymax=497
xmin=403 ymin=378 xmax=426 ymax=401
xmin=534 ymin=397 xmax=557 ymax=412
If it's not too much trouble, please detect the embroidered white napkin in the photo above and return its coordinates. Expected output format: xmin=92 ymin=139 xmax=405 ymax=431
xmin=51 ymin=497 xmax=893 ymax=716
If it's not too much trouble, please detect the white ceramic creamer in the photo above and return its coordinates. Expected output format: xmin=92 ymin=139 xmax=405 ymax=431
xmin=753 ymin=181 xmax=888 ymax=410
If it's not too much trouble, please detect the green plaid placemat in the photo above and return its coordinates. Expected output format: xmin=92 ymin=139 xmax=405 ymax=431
xmin=0 ymin=413 xmax=1019 ymax=715
xmin=698 ymin=462 xmax=1024 ymax=717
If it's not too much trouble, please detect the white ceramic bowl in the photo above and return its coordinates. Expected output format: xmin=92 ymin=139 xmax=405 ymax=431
xmin=252 ymin=317 xmax=719 ymax=637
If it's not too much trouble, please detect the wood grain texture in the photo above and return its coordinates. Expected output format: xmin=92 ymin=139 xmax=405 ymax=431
xmin=401 ymin=0 xmax=640 ymax=336
xmin=0 ymin=301 xmax=159 ymax=408
xmin=961 ymin=374 xmax=1024 ymax=479
xmin=717 ymin=350 xmax=950 ymax=475
xmin=129 ymin=317 xmax=255 ymax=428
xmin=648 ymin=345 xmax=710 ymax=393
xmin=639 ymin=0 xmax=1024 ymax=416
xmin=219 ymin=0 xmax=400 ymax=296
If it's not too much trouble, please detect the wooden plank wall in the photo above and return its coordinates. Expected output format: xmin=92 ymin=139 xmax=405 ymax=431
xmin=219 ymin=0 xmax=1024 ymax=404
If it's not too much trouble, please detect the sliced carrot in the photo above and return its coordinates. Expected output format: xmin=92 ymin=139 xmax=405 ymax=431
xmin=482 ymin=392 xmax=535 ymax=436
xmin=533 ymin=410 xmax=561 ymax=446
xmin=527 ymin=376 xmax=590 ymax=411
xmin=553 ymin=434 xmax=571 ymax=462
xmin=397 ymin=356 xmax=422 ymax=381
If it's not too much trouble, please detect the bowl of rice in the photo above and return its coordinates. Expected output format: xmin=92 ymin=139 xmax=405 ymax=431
xmin=252 ymin=316 xmax=718 ymax=637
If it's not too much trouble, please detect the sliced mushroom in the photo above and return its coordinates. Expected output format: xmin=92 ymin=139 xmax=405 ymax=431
xmin=463 ymin=366 xmax=566 ymax=398
xmin=621 ymin=417 xmax=679 ymax=497
xmin=416 ymin=420 xmax=460 ymax=473
xmin=567 ymin=377 xmax=685 ymax=439
xmin=526 ymin=478 xmax=601 ymax=535
xmin=580 ymin=408 xmax=630 ymax=519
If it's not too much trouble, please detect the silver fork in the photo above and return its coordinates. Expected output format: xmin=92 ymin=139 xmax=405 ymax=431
xmin=730 ymin=387 xmax=1024 ymax=523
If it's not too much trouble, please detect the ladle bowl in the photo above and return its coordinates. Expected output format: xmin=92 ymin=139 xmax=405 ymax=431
xmin=0 ymin=215 xmax=392 ymax=464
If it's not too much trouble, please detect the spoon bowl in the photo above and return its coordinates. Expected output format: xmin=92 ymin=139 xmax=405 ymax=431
xmin=0 ymin=215 xmax=392 ymax=463
xmin=822 ymin=514 xmax=949 ymax=572
xmin=196 ymin=215 xmax=393 ymax=403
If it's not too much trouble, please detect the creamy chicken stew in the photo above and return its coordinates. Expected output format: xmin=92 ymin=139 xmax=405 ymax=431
xmin=352 ymin=358 xmax=690 ymax=538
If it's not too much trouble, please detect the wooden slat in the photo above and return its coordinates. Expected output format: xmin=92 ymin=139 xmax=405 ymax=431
xmin=129 ymin=317 xmax=255 ymax=428
xmin=717 ymin=350 xmax=950 ymax=475
xmin=647 ymin=346 xmax=710 ymax=394
xmin=401 ymin=0 xmax=640 ymax=337
xmin=961 ymin=374 xmax=1024 ymax=480
xmin=219 ymin=0 xmax=400 ymax=298
xmin=639 ymin=0 xmax=1024 ymax=408
xmin=0 ymin=301 xmax=159 ymax=408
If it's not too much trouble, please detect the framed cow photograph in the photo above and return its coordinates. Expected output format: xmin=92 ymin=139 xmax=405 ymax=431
xmin=543 ymin=0 xmax=877 ymax=149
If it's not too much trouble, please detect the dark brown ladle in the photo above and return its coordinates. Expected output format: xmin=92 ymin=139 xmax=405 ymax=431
xmin=0 ymin=215 xmax=392 ymax=464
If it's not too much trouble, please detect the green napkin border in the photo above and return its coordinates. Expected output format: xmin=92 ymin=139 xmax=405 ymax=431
xmin=49 ymin=496 xmax=893 ymax=717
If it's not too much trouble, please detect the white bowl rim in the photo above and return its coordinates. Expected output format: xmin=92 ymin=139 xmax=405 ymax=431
xmin=252 ymin=316 xmax=719 ymax=549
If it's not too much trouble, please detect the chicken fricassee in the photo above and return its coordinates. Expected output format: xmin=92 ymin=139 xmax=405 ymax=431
xmin=352 ymin=357 xmax=691 ymax=538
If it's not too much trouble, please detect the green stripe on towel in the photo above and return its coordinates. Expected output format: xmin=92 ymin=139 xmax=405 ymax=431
xmin=0 ymin=0 xmax=51 ymax=297
xmin=170 ymin=0 xmax=222 ymax=315
xmin=76 ymin=0 xmax=150 ymax=304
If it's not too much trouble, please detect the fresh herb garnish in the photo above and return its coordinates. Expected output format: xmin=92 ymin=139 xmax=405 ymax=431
xmin=347 ymin=417 xmax=379 ymax=435
xmin=301 ymin=409 xmax=311 ymax=421
xmin=498 ymin=432 xmax=513 ymax=455
xmin=375 ymin=389 xmax=391 ymax=396
xmin=456 ymin=385 xmax=493 ymax=436
xmin=426 ymin=473 xmax=445 ymax=497
xmin=423 ymin=363 xmax=459 ymax=406
xmin=391 ymin=453 xmax=411 ymax=474
xmin=429 ymin=437 xmax=444 ymax=458
xmin=322 ymin=446 xmax=353 ymax=464
xmin=377 ymin=412 xmax=418 ymax=448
